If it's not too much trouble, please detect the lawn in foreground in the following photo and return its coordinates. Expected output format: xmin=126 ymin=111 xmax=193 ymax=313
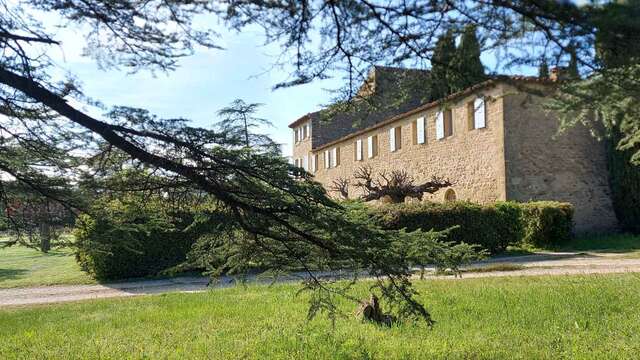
xmin=1 ymin=274 xmax=639 ymax=359
xmin=0 ymin=246 xmax=94 ymax=289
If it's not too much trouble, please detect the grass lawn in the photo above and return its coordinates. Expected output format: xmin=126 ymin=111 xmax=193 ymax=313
xmin=1 ymin=274 xmax=640 ymax=359
xmin=0 ymin=246 xmax=95 ymax=289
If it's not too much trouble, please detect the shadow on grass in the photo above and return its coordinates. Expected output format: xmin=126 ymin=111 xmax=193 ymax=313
xmin=554 ymin=233 xmax=640 ymax=253
xmin=0 ymin=268 xmax=28 ymax=281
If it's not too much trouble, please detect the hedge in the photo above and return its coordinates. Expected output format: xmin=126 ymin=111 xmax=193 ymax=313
xmin=74 ymin=197 xmax=197 ymax=280
xmin=364 ymin=200 xmax=573 ymax=253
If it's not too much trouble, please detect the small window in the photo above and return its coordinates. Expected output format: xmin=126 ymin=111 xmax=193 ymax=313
xmin=324 ymin=150 xmax=331 ymax=169
xmin=413 ymin=117 xmax=426 ymax=145
xmin=311 ymin=153 xmax=317 ymax=172
xmin=303 ymin=124 xmax=308 ymax=139
xmin=294 ymin=129 xmax=299 ymax=143
xmin=444 ymin=189 xmax=457 ymax=202
xmin=367 ymin=135 xmax=378 ymax=158
xmin=355 ymin=139 xmax=363 ymax=161
xmin=331 ymin=147 xmax=340 ymax=167
xmin=436 ymin=110 xmax=453 ymax=140
xmin=474 ymin=98 xmax=486 ymax=129
xmin=390 ymin=126 xmax=402 ymax=152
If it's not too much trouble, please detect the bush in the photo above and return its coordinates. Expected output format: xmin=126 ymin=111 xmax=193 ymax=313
xmin=520 ymin=201 xmax=574 ymax=248
xmin=74 ymin=197 xmax=197 ymax=280
xmin=357 ymin=200 xmax=573 ymax=253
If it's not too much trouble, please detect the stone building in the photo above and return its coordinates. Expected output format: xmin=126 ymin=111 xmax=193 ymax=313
xmin=290 ymin=67 xmax=618 ymax=232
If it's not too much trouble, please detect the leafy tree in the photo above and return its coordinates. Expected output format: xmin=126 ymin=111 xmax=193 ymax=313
xmin=450 ymin=25 xmax=486 ymax=93
xmin=216 ymin=99 xmax=279 ymax=153
xmin=2 ymin=0 xmax=640 ymax=318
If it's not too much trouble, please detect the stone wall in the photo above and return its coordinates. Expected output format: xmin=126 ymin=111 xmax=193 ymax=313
xmin=307 ymin=84 xmax=509 ymax=204
xmin=502 ymin=85 xmax=618 ymax=233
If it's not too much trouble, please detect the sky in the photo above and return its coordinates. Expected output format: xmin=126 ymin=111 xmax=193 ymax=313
xmin=47 ymin=24 xmax=342 ymax=157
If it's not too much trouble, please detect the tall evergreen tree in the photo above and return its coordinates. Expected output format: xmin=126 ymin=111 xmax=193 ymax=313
xmin=538 ymin=58 xmax=549 ymax=79
xmin=430 ymin=30 xmax=457 ymax=100
xmin=451 ymin=25 xmax=486 ymax=92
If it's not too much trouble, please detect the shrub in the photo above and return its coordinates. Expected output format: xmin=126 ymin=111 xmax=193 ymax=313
xmin=356 ymin=200 xmax=573 ymax=253
xmin=520 ymin=201 xmax=574 ymax=248
xmin=74 ymin=196 xmax=197 ymax=280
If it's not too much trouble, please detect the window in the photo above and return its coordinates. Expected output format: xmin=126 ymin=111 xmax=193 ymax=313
xmin=324 ymin=150 xmax=330 ymax=169
xmin=444 ymin=189 xmax=457 ymax=202
xmin=311 ymin=154 xmax=317 ymax=172
xmin=303 ymin=124 xmax=308 ymax=139
xmin=294 ymin=129 xmax=299 ymax=143
xmin=473 ymin=98 xmax=486 ymax=129
xmin=331 ymin=147 xmax=340 ymax=167
xmin=436 ymin=109 xmax=453 ymax=140
xmin=355 ymin=139 xmax=363 ymax=161
xmin=389 ymin=126 xmax=402 ymax=152
xmin=367 ymin=135 xmax=378 ymax=158
xmin=413 ymin=117 xmax=426 ymax=144
xmin=303 ymin=155 xmax=308 ymax=170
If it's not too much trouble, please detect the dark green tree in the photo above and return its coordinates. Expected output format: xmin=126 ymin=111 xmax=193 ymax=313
xmin=538 ymin=59 xmax=549 ymax=79
xmin=216 ymin=99 xmax=279 ymax=154
xmin=450 ymin=25 xmax=486 ymax=93
xmin=430 ymin=30 xmax=457 ymax=100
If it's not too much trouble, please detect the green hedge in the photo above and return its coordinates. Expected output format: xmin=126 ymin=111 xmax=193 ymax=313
xmin=520 ymin=201 xmax=574 ymax=248
xmin=363 ymin=200 xmax=573 ymax=253
xmin=74 ymin=197 xmax=197 ymax=280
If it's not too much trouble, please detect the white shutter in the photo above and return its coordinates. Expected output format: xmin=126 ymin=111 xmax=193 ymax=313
xmin=474 ymin=97 xmax=486 ymax=129
xmin=389 ymin=128 xmax=396 ymax=151
xmin=367 ymin=136 xmax=374 ymax=158
xmin=331 ymin=148 xmax=337 ymax=167
xmin=436 ymin=111 xmax=445 ymax=140
xmin=310 ymin=154 xmax=316 ymax=172
xmin=303 ymin=155 xmax=308 ymax=170
xmin=416 ymin=117 xmax=425 ymax=144
xmin=324 ymin=150 xmax=330 ymax=169
xmin=356 ymin=139 xmax=363 ymax=161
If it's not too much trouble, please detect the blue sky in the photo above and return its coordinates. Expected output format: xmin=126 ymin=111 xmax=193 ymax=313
xmin=49 ymin=25 xmax=342 ymax=156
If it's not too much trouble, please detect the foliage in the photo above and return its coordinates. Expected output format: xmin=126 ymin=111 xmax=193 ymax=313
xmin=450 ymin=25 xmax=486 ymax=93
xmin=215 ymin=99 xmax=279 ymax=153
xmin=74 ymin=195 xmax=197 ymax=280
xmin=519 ymin=201 xmax=574 ymax=248
xmin=607 ymin=130 xmax=640 ymax=234
xmin=364 ymin=201 xmax=573 ymax=253
xmin=429 ymin=30 xmax=457 ymax=101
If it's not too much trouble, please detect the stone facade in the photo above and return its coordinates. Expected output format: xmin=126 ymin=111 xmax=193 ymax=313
xmin=290 ymin=79 xmax=619 ymax=233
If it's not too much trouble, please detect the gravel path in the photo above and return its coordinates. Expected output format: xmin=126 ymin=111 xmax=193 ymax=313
xmin=2 ymin=252 xmax=640 ymax=307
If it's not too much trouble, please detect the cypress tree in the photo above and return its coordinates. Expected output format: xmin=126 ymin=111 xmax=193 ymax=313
xmin=430 ymin=30 xmax=457 ymax=100
xmin=538 ymin=58 xmax=549 ymax=79
xmin=451 ymin=25 xmax=486 ymax=92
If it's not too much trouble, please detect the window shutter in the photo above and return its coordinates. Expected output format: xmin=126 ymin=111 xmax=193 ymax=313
xmin=436 ymin=111 xmax=445 ymax=139
xmin=389 ymin=128 xmax=396 ymax=151
xmin=474 ymin=97 xmax=486 ymax=129
xmin=303 ymin=155 xmax=308 ymax=170
xmin=367 ymin=136 xmax=374 ymax=158
xmin=331 ymin=148 xmax=338 ymax=167
xmin=417 ymin=117 xmax=425 ymax=144
xmin=356 ymin=139 xmax=363 ymax=161
xmin=311 ymin=154 xmax=316 ymax=172
xmin=324 ymin=150 xmax=330 ymax=169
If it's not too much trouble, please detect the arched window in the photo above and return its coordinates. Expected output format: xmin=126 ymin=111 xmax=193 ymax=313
xmin=444 ymin=189 xmax=457 ymax=202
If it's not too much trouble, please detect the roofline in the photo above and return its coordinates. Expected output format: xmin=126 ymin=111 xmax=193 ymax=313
xmin=288 ymin=113 xmax=312 ymax=128
xmin=312 ymin=76 xmax=555 ymax=152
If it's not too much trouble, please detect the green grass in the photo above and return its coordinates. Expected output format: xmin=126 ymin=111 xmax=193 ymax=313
xmin=1 ymin=274 xmax=640 ymax=359
xmin=0 ymin=246 xmax=95 ymax=289
xmin=555 ymin=233 xmax=640 ymax=253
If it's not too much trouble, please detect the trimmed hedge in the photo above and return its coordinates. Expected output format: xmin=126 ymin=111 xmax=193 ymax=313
xmin=364 ymin=200 xmax=573 ymax=253
xmin=74 ymin=197 xmax=197 ymax=280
